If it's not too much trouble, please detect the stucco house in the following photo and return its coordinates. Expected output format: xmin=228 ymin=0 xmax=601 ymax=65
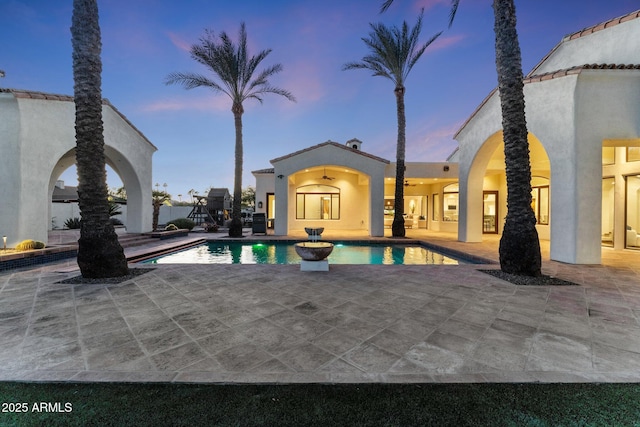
xmin=252 ymin=9 xmax=640 ymax=265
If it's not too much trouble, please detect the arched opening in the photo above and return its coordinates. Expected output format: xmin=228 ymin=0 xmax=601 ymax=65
xmin=47 ymin=145 xmax=148 ymax=234
xmin=463 ymin=131 xmax=551 ymax=242
xmin=286 ymin=166 xmax=370 ymax=234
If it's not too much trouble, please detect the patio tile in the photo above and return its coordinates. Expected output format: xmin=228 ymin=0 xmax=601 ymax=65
xmin=197 ymin=329 xmax=250 ymax=355
xmin=233 ymin=318 xmax=302 ymax=355
xmin=86 ymin=341 xmax=147 ymax=370
xmin=150 ymin=342 xmax=208 ymax=371
xmin=365 ymin=329 xmax=419 ymax=357
xmin=139 ymin=327 xmax=192 ymax=355
xmin=3 ymin=230 xmax=640 ymax=384
xmin=214 ymin=342 xmax=272 ymax=372
xmin=171 ymin=310 xmax=229 ymax=339
xmin=309 ymin=328 xmax=363 ymax=356
xmin=276 ymin=343 xmax=335 ymax=372
xmin=265 ymin=309 xmax=331 ymax=340
xmin=342 ymin=343 xmax=400 ymax=373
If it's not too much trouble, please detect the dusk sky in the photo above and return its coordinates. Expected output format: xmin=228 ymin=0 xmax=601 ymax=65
xmin=1 ymin=0 xmax=638 ymax=201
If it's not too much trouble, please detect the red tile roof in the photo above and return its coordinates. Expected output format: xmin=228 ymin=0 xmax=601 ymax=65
xmin=0 ymin=88 xmax=157 ymax=150
xmin=565 ymin=10 xmax=640 ymax=40
xmin=528 ymin=9 xmax=640 ymax=78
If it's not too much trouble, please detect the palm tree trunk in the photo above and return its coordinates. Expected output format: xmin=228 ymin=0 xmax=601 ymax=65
xmin=229 ymin=103 xmax=244 ymax=237
xmin=152 ymin=203 xmax=160 ymax=231
xmin=72 ymin=0 xmax=128 ymax=278
xmin=392 ymin=85 xmax=406 ymax=237
xmin=493 ymin=0 xmax=541 ymax=276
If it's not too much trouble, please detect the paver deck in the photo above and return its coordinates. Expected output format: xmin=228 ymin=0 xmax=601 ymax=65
xmin=0 ymin=229 xmax=638 ymax=383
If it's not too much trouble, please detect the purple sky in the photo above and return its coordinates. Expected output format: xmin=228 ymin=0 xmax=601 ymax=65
xmin=1 ymin=0 xmax=638 ymax=201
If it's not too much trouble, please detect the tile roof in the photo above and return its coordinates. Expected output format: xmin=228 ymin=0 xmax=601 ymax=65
xmin=527 ymin=9 xmax=640 ymax=78
xmin=251 ymin=168 xmax=275 ymax=174
xmin=564 ymin=9 xmax=640 ymax=41
xmin=0 ymin=88 xmax=157 ymax=150
xmin=270 ymin=140 xmax=390 ymax=164
xmin=524 ymin=63 xmax=640 ymax=84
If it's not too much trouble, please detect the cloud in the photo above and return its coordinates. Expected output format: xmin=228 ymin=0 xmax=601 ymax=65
xmin=406 ymin=121 xmax=462 ymax=161
xmin=140 ymin=93 xmax=229 ymax=113
xmin=167 ymin=31 xmax=192 ymax=52
xmin=426 ymin=34 xmax=466 ymax=52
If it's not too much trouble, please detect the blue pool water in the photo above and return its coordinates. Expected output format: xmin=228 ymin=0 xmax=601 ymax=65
xmin=142 ymin=242 xmax=476 ymax=265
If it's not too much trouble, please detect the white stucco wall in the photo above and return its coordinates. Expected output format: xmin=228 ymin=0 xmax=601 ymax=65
xmin=0 ymin=90 xmax=156 ymax=247
xmin=531 ymin=16 xmax=640 ymax=76
xmin=271 ymin=143 xmax=388 ymax=237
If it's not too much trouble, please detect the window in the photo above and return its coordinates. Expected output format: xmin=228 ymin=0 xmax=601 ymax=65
xmin=433 ymin=193 xmax=440 ymax=221
xmin=628 ymin=147 xmax=640 ymax=162
xmin=531 ymin=177 xmax=549 ymax=225
xmin=443 ymin=183 xmax=459 ymax=222
xmin=296 ymin=185 xmax=340 ymax=220
xmin=602 ymin=147 xmax=615 ymax=165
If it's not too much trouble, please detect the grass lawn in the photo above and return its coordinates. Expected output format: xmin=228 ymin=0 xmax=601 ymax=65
xmin=1 ymin=382 xmax=639 ymax=426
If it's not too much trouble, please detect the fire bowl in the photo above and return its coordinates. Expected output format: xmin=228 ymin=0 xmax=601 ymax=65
xmin=294 ymin=242 xmax=334 ymax=261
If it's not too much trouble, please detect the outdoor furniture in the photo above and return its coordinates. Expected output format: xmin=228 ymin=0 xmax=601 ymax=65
xmin=252 ymin=213 xmax=266 ymax=235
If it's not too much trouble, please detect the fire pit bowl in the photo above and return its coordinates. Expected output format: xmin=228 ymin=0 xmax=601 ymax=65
xmin=294 ymin=242 xmax=334 ymax=261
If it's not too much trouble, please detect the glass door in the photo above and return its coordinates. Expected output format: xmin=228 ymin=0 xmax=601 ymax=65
xmin=483 ymin=191 xmax=498 ymax=234
xmin=626 ymin=175 xmax=640 ymax=249
xmin=602 ymin=177 xmax=614 ymax=247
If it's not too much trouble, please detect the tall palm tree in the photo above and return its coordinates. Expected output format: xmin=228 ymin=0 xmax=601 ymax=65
xmin=380 ymin=0 xmax=540 ymax=276
xmin=71 ymin=0 xmax=128 ymax=278
xmin=343 ymin=10 xmax=441 ymax=237
xmin=493 ymin=0 xmax=541 ymax=276
xmin=165 ymin=23 xmax=295 ymax=237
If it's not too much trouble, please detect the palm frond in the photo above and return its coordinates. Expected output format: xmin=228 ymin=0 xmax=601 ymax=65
xmin=344 ymin=9 xmax=436 ymax=86
xmin=448 ymin=0 xmax=460 ymax=28
xmin=165 ymin=21 xmax=294 ymax=110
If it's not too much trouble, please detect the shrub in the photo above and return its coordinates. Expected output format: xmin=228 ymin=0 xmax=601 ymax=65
xmin=64 ymin=217 xmax=81 ymax=229
xmin=110 ymin=218 xmax=124 ymax=226
xmin=166 ymin=218 xmax=195 ymax=230
xmin=164 ymin=224 xmax=178 ymax=231
xmin=16 ymin=239 xmax=46 ymax=251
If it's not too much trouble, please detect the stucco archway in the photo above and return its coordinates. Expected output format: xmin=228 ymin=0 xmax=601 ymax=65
xmin=0 ymin=89 xmax=156 ymax=247
xmin=460 ymin=131 xmax=551 ymax=244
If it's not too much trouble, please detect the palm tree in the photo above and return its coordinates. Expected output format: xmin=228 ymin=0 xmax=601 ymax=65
xmin=165 ymin=23 xmax=295 ymax=237
xmin=343 ymin=10 xmax=441 ymax=237
xmin=492 ymin=0 xmax=541 ymax=276
xmin=71 ymin=0 xmax=128 ymax=278
xmin=380 ymin=0 xmax=540 ymax=276
xmin=152 ymin=190 xmax=172 ymax=231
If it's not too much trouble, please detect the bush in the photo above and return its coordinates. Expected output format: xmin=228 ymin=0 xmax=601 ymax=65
xmin=110 ymin=218 xmax=124 ymax=226
xmin=164 ymin=224 xmax=178 ymax=231
xmin=64 ymin=217 xmax=81 ymax=229
xmin=166 ymin=218 xmax=195 ymax=230
xmin=15 ymin=239 xmax=46 ymax=251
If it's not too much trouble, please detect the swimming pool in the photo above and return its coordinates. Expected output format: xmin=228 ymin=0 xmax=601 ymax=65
xmin=142 ymin=241 xmax=477 ymax=265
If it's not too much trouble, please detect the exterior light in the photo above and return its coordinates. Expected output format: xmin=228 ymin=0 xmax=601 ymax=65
xmin=2 ymin=236 xmax=6 ymax=251
xmin=258 ymin=201 xmax=263 ymax=209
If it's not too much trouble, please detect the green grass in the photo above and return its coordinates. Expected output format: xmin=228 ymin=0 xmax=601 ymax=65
xmin=1 ymin=383 xmax=639 ymax=426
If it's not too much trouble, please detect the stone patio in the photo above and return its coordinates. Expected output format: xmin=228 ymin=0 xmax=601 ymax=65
xmin=0 ymin=230 xmax=639 ymax=383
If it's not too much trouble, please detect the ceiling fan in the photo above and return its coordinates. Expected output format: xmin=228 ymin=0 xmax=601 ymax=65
xmin=404 ymin=180 xmax=416 ymax=187
xmin=319 ymin=168 xmax=335 ymax=181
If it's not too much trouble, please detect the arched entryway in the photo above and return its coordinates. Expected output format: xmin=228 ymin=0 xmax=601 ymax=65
xmin=459 ymin=130 xmax=551 ymax=245
xmin=0 ymin=89 xmax=156 ymax=246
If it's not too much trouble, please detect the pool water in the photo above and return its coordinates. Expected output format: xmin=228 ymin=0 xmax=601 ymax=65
xmin=142 ymin=242 xmax=474 ymax=265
